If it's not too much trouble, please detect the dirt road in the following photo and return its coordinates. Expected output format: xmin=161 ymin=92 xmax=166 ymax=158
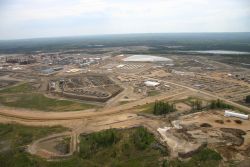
xmin=0 ymin=90 xmax=189 ymax=123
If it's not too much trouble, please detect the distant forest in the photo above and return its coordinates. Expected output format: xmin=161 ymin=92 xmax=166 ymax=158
xmin=0 ymin=33 xmax=250 ymax=54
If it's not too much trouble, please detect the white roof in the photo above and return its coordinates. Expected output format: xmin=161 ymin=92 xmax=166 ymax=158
xmin=117 ymin=64 xmax=125 ymax=68
xmin=224 ymin=110 xmax=248 ymax=119
xmin=123 ymin=55 xmax=172 ymax=62
xmin=144 ymin=81 xmax=160 ymax=87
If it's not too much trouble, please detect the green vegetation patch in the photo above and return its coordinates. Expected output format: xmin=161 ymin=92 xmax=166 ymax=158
xmin=245 ymin=95 xmax=250 ymax=104
xmin=137 ymin=102 xmax=156 ymax=113
xmin=0 ymin=123 xmax=68 ymax=148
xmin=138 ymin=100 xmax=176 ymax=115
xmin=0 ymin=126 xmax=167 ymax=167
xmin=153 ymin=101 xmax=176 ymax=115
xmin=0 ymin=93 xmax=94 ymax=112
xmin=0 ymin=123 xmax=69 ymax=167
xmin=79 ymin=127 xmax=167 ymax=167
xmin=0 ymin=124 xmax=223 ymax=167
xmin=163 ymin=148 xmax=222 ymax=167
xmin=0 ymin=83 xmax=35 ymax=94
xmin=148 ymin=90 xmax=160 ymax=97
xmin=210 ymin=99 xmax=233 ymax=110
xmin=0 ymin=82 xmax=95 ymax=112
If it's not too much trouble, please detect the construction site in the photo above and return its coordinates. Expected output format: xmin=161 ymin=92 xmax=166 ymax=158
xmin=0 ymin=52 xmax=250 ymax=166
xmin=48 ymin=74 xmax=123 ymax=102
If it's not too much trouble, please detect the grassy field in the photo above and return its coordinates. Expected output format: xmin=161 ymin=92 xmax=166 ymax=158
xmin=0 ymin=93 xmax=94 ymax=111
xmin=137 ymin=102 xmax=155 ymax=114
xmin=0 ymin=83 xmax=35 ymax=94
xmin=0 ymin=83 xmax=95 ymax=112
xmin=0 ymin=123 xmax=69 ymax=167
xmin=0 ymin=123 xmax=68 ymax=148
xmin=148 ymin=90 xmax=160 ymax=97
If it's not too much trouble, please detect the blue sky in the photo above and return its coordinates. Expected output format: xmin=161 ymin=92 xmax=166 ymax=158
xmin=0 ymin=0 xmax=249 ymax=39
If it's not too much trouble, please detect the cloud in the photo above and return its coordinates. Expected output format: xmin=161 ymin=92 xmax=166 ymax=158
xmin=0 ymin=0 xmax=249 ymax=39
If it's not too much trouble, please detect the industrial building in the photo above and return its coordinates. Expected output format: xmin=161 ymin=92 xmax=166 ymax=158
xmin=144 ymin=81 xmax=160 ymax=87
xmin=224 ymin=110 xmax=249 ymax=120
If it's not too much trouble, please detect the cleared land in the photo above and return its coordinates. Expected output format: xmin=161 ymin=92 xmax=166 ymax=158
xmin=0 ymin=83 xmax=95 ymax=112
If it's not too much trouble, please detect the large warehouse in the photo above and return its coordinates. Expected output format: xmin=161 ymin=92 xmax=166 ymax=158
xmin=144 ymin=81 xmax=160 ymax=87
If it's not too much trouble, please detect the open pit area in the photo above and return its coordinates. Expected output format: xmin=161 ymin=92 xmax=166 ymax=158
xmin=157 ymin=111 xmax=250 ymax=161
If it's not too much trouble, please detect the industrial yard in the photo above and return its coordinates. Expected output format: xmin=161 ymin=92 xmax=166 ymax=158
xmin=0 ymin=46 xmax=250 ymax=167
xmin=0 ymin=0 xmax=250 ymax=164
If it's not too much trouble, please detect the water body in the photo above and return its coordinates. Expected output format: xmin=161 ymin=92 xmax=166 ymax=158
xmin=182 ymin=50 xmax=250 ymax=55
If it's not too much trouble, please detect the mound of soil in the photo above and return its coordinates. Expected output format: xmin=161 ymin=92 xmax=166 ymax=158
xmin=200 ymin=123 xmax=212 ymax=128
xmin=215 ymin=120 xmax=224 ymax=124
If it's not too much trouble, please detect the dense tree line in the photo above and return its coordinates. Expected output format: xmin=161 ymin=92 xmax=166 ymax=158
xmin=191 ymin=100 xmax=203 ymax=111
xmin=79 ymin=129 xmax=119 ymax=158
xmin=153 ymin=101 xmax=175 ymax=115
xmin=210 ymin=99 xmax=232 ymax=109
xmin=132 ymin=127 xmax=154 ymax=150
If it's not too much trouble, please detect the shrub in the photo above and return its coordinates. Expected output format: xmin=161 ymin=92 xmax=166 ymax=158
xmin=215 ymin=120 xmax=224 ymax=124
xmin=234 ymin=120 xmax=242 ymax=124
xmin=210 ymin=99 xmax=232 ymax=109
xmin=132 ymin=127 xmax=154 ymax=150
xmin=79 ymin=129 xmax=119 ymax=158
xmin=246 ymin=95 xmax=250 ymax=103
xmin=200 ymin=123 xmax=212 ymax=127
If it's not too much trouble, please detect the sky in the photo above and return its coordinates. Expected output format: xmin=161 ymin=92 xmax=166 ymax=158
xmin=0 ymin=0 xmax=249 ymax=40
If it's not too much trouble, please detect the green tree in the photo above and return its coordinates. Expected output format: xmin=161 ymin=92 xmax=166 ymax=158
xmin=153 ymin=101 xmax=175 ymax=115
xmin=191 ymin=100 xmax=202 ymax=111
xmin=210 ymin=99 xmax=232 ymax=109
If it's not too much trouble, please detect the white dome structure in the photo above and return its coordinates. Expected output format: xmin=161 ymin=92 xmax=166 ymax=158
xmin=123 ymin=55 xmax=172 ymax=62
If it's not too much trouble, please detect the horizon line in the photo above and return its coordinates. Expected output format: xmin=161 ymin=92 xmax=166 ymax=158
xmin=1 ymin=31 xmax=250 ymax=41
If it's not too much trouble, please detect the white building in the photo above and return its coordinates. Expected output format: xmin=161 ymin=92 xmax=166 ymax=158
xmin=224 ymin=110 xmax=249 ymax=120
xmin=144 ymin=81 xmax=160 ymax=87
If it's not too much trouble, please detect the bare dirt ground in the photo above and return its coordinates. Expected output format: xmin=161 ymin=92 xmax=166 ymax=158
xmin=161 ymin=111 xmax=250 ymax=161
xmin=0 ymin=90 xmax=189 ymax=123
xmin=175 ymin=102 xmax=192 ymax=112
xmin=0 ymin=79 xmax=249 ymax=161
